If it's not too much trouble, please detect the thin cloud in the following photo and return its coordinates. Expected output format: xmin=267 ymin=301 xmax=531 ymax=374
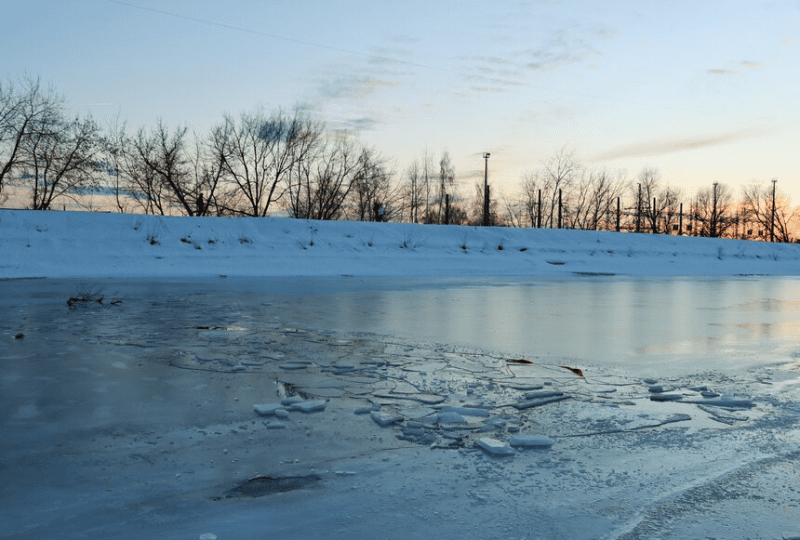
xmin=458 ymin=29 xmax=606 ymax=94
xmin=590 ymin=127 xmax=783 ymax=161
xmin=737 ymin=60 xmax=762 ymax=69
xmin=330 ymin=114 xmax=383 ymax=135
xmin=707 ymin=61 xmax=761 ymax=76
xmin=316 ymin=76 xmax=399 ymax=101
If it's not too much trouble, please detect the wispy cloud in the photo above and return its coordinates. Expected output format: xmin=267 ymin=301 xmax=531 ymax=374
xmin=737 ymin=60 xmax=762 ymax=69
xmin=590 ymin=126 xmax=783 ymax=161
xmin=330 ymin=115 xmax=383 ymax=134
xmin=706 ymin=61 xmax=762 ymax=76
xmin=457 ymin=27 xmax=609 ymax=94
xmin=316 ymin=76 xmax=399 ymax=101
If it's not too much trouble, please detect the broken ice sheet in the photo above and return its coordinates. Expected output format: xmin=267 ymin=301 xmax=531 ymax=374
xmin=476 ymin=437 xmax=514 ymax=456
xmin=371 ymin=411 xmax=403 ymax=427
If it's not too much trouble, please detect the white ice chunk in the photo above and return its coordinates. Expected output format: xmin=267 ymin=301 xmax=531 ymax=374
xmin=281 ymin=396 xmax=304 ymax=406
xmin=370 ymin=410 xmax=403 ymax=426
xmin=477 ymin=437 xmax=514 ymax=456
xmin=199 ymin=534 xmax=217 ymax=540
xmin=509 ymin=434 xmax=554 ymax=448
xmin=287 ymin=400 xmax=327 ymax=413
xmin=253 ymin=403 xmax=283 ymax=416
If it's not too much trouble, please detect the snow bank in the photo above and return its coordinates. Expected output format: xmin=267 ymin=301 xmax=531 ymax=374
xmin=1 ymin=209 xmax=798 ymax=278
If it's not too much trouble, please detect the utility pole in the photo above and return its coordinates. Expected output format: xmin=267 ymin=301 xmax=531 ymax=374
xmin=558 ymin=189 xmax=562 ymax=229
xmin=537 ymin=189 xmax=542 ymax=228
xmin=636 ymin=183 xmax=641 ymax=233
xmin=482 ymin=153 xmax=490 ymax=226
xmin=771 ymin=178 xmax=777 ymax=242
xmin=652 ymin=197 xmax=657 ymax=233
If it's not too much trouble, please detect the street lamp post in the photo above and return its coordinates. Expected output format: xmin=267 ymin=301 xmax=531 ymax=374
xmin=771 ymin=178 xmax=777 ymax=242
xmin=482 ymin=152 xmax=490 ymax=226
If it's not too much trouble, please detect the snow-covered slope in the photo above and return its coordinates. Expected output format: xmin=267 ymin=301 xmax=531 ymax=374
xmin=1 ymin=209 xmax=798 ymax=278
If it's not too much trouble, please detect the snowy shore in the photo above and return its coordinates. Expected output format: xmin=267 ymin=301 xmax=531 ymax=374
xmin=2 ymin=209 xmax=799 ymax=279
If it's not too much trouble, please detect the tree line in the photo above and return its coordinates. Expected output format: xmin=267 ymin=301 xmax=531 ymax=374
xmin=1 ymin=76 xmax=797 ymax=242
xmin=501 ymin=149 xmax=798 ymax=243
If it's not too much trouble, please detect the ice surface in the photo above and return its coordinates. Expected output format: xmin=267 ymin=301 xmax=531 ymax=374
xmin=3 ymin=271 xmax=800 ymax=540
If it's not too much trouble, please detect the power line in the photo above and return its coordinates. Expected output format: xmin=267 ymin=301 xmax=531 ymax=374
xmin=104 ymin=0 xmax=452 ymax=74
xmin=105 ymin=0 xmax=708 ymax=115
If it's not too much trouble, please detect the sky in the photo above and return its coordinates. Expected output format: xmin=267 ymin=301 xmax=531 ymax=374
xmin=2 ymin=0 xmax=799 ymax=204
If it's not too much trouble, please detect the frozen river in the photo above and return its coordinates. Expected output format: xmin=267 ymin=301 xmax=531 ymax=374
xmin=7 ymin=274 xmax=796 ymax=374
xmin=3 ymin=275 xmax=800 ymax=539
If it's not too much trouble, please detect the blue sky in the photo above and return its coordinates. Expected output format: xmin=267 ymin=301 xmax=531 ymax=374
xmin=3 ymin=0 xmax=799 ymax=203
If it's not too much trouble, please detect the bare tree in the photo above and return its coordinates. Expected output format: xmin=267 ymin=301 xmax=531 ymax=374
xmin=540 ymin=148 xmax=579 ymax=228
xmin=519 ymin=172 xmax=541 ymax=227
xmin=694 ymin=183 xmax=735 ymax=238
xmin=741 ymin=182 xmax=797 ymax=242
xmin=132 ymin=121 xmax=197 ymax=215
xmin=404 ymin=160 xmax=423 ymax=223
xmin=101 ymin=118 xmax=133 ymax=213
xmin=420 ymin=150 xmax=434 ymax=223
xmin=432 ymin=152 xmax=455 ymax=224
xmin=659 ymin=185 xmax=683 ymax=234
xmin=286 ymin=134 xmax=361 ymax=221
xmin=501 ymin=195 xmax=525 ymax=227
xmin=469 ymin=182 xmax=500 ymax=225
xmin=0 ymin=76 xmax=65 ymax=202
xmin=565 ymin=170 xmax=593 ymax=229
xmin=348 ymin=149 xmax=397 ymax=222
xmin=588 ymin=170 xmax=624 ymax=231
xmin=103 ymin=123 xmax=167 ymax=215
xmin=212 ymin=108 xmax=321 ymax=217
xmin=188 ymin=131 xmax=227 ymax=216
xmin=445 ymin=194 xmax=469 ymax=225
xmin=635 ymin=168 xmax=661 ymax=233
xmin=18 ymin=113 xmax=101 ymax=210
